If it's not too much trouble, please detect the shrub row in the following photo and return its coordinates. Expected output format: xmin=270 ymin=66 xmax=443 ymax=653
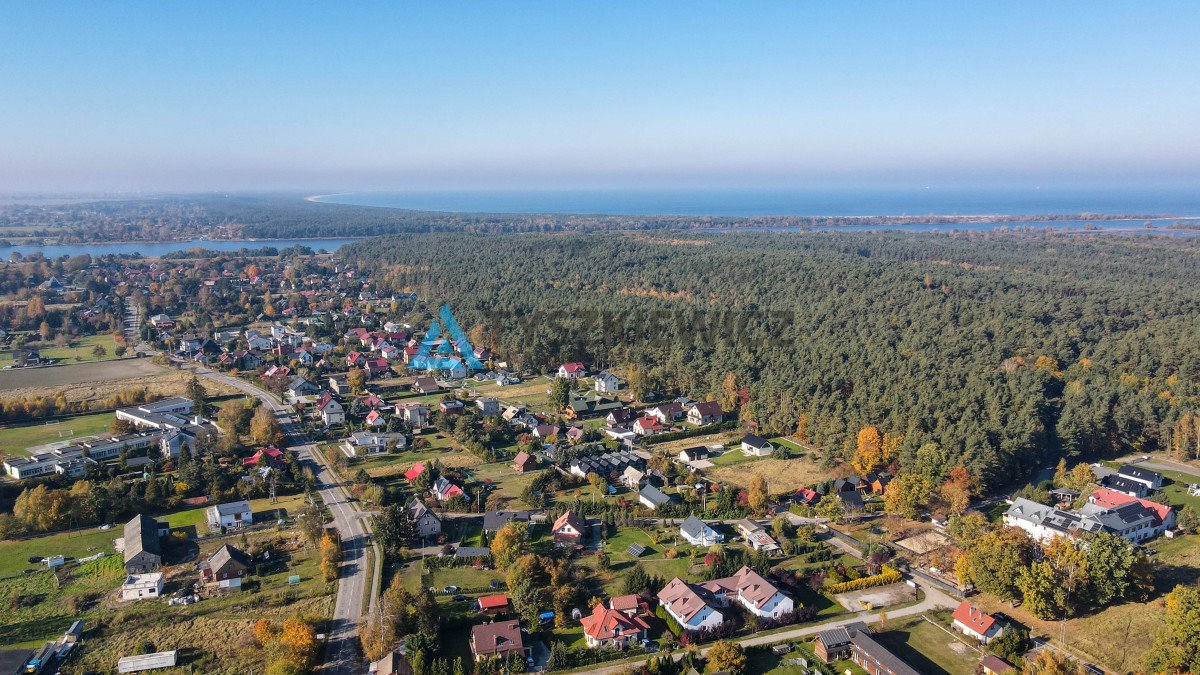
xmin=824 ymin=565 xmax=902 ymax=594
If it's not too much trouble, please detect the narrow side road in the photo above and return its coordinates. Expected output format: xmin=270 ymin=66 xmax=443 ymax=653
xmin=195 ymin=368 xmax=375 ymax=675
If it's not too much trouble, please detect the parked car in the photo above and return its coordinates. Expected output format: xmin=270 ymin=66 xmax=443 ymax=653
xmin=443 ymin=585 xmax=459 ymax=593
xmin=452 ymin=594 xmax=467 ymax=601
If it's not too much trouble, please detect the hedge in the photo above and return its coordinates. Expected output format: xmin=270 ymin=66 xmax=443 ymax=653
xmin=655 ymin=603 xmax=683 ymax=637
xmin=824 ymin=565 xmax=902 ymax=594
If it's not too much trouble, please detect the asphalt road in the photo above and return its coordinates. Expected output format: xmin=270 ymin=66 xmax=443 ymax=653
xmin=195 ymin=368 xmax=374 ymax=675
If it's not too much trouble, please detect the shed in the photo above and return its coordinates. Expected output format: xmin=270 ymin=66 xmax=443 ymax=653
xmin=117 ymin=650 xmax=178 ymax=673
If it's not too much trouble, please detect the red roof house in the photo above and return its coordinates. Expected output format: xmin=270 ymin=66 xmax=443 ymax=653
xmin=476 ymin=594 xmax=510 ymax=615
xmin=579 ymin=602 xmax=650 ymax=649
xmin=951 ymin=601 xmax=1001 ymax=643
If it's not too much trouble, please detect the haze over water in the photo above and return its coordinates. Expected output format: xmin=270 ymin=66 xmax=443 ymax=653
xmin=314 ymin=187 xmax=1200 ymax=217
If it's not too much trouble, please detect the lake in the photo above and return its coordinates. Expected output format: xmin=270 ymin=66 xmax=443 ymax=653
xmin=1 ymin=238 xmax=361 ymax=259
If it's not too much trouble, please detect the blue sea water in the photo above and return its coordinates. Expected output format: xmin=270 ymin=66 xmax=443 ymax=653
xmin=313 ymin=187 xmax=1200 ymax=218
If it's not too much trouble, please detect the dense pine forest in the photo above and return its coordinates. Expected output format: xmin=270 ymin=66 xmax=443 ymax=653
xmin=343 ymin=231 xmax=1200 ymax=490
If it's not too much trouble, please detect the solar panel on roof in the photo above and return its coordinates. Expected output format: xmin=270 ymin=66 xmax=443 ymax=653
xmin=627 ymin=543 xmax=646 ymax=557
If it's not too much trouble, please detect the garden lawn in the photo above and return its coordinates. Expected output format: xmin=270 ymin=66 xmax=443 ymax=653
xmin=0 ymin=526 xmax=119 ymax=578
xmin=870 ymin=615 xmax=979 ymax=675
xmin=0 ymin=411 xmax=113 ymax=457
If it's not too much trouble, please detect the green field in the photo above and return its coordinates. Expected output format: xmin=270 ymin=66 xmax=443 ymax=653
xmin=871 ymin=616 xmax=980 ymax=675
xmin=746 ymin=642 xmax=866 ymax=675
xmin=0 ymin=526 xmax=120 ymax=578
xmin=0 ymin=333 xmax=120 ymax=365
xmin=0 ymin=411 xmax=113 ymax=457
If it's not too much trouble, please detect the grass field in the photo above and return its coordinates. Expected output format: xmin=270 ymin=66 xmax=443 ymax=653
xmin=871 ymin=615 xmax=979 ymax=675
xmin=711 ymin=455 xmax=830 ymax=491
xmin=0 ymin=333 xmax=119 ymax=365
xmin=746 ymin=642 xmax=866 ymax=675
xmin=0 ymin=526 xmax=120 ymax=578
xmin=0 ymin=360 xmax=238 ymax=402
xmin=0 ymin=411 xmax=112 ymax=457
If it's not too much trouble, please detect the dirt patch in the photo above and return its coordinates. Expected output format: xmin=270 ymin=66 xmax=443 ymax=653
xmin=833 ymin=582 xmax=919 ymax=611
xmin=710 ymin=456 xmax=829 ymax=491
xmin=0 ymin=361 xmax=238 ymax=401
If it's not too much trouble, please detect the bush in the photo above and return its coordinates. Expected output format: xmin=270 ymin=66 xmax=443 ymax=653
xmin=824 ymin=565 xmax=902 ymax=594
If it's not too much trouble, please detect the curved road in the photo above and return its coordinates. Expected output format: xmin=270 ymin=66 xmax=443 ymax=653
xmin=195 ymin=367 xmax=376 ymax=675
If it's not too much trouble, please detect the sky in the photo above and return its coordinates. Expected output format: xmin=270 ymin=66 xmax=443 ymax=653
xmin=1 ymin=2 xmax=1199 ymax=192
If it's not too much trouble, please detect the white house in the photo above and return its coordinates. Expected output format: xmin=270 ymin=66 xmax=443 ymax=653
xmin=341 ymin=431 xmax=406 ymax=458
xmin=475 ymin=397 xmax=501 ymax=415
xmin=1117 ymin=465 xmax=1164 ymax=491
xmin=594 ymin=371 xmax=621 ymax=393
xmin=408 ymin=497 xmax=442 ymax=539
xmin=206 ymin=500 xmax=253 ymax=531
xmin=121 ymin=573 xmax=163 ymax=601
xmin=952 ymin=602 xmax=1002 ymax=644
xmin=316 ymin=394 xmax=345 ymax=426
xmin=680 ymin=515 xmax=724 ymax=547
xmin=702 ymin=566 xmax=794 ymax=619
xmin=740 ymin=434 xmax=774 ymax=457
xmin=557 ymin=362 xmax=586 ymax=379
xmin=657 ymin=578 xmax=726 ymax=632
xmin=687 ymin=402 xmax=724 ymax=426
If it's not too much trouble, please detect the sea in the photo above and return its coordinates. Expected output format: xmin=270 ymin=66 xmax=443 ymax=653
xmin=7 ymin=188 xmax=1200 ymax=258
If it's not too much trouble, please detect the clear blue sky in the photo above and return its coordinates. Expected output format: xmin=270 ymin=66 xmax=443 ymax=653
xmin=1 ymin=2 xmax=1198 ymax=192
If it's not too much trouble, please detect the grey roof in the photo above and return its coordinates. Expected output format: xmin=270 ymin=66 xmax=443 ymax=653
xmin=849 ymin=630 xmax=921 ymax=675
xmin=816 ymin=626 xmax=852 ymax=647
xmin=483 ymin=510 xmax=532 ymax=532
xmin=639 ymin=484 xmax=672 ymax=507
xmin=207 ymin=543 xmax=251 ymax=573
xmin=680 ymin=515 xmax=710 ymax=539
xmin=1118 ymin=465 xmax=1161 ymax=482
xmin=124 ymin=514 xmax=161 ymax=562
xmin=1101 ymin=475 xmax=1148 ymax=495
xmin=454 ymin=546 xmax=491 ymax=558
xmin=214 ymin=500 xmax=251 ymax=517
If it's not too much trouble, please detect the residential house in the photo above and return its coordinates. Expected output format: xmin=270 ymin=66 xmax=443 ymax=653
xmin=633 ymin=417 xmax=665 ymax=437
xmin=579 ymin=601 xmax=650 ymax=649
xmin=680 ymin=515 xmax=724 ymax=547
xmin=511 ymin=451 xmax=537 ymax=473
xmin=243 ymin=446 xmax=285 ymax=468
xmin=952 ymin=601 xmax=1001 ymax=643
xmin=606 ymin=408 xmax=634 ymax=428
xmin=1100 ymin=474 xmax=1150 ymax=497
xmin=979 ymin=655 xmax=1017 ymax=675
xmin=199 ymin=544 xmax=252 ymax=588
xmin=408 ymin=497 xmax=442 ymax=538
xmin=793 ymin=487 xmax=820 ymax=506
xmin=646 ymin=402 xmax=684 ymax=424
xmin=1088 ymin=488 xmax=1176 ymax=532
xmin=401 ymin=403 xmax=429 ymax=428
xmin=368 ymin=644 xmax=413 ymax=675
xmin=848 ymin=626 xmax=921 ymax=675
xmin=621 ymin=466 xmax=645 ymax=489
xmin=483 ymin=510 xmax=533 ymax=533
xmin=123 ymin=514 xmax=163 ymax=574
xmin=286 ymin=377 xmax=319 ymax=400
xmin=740 ymin=434 xmax=774 ymax=457
xmin=678 ymin=446 xmax=710 ymax=463
xmin=657 ymin=578 xmax=726 ymax=632
xmin=1117 ymin=464 xmax=1164 ymax=491
xmin=412 ymin=377 xmax=440 ymax=394
xmin=1004 ymin=496 xmax=1163 ymax=544
xmin=553 ymin=510 xmax=587 ymax=545
xmin=868 ymin=473 xmax=892 ymax=495
xmin=121 ymin=573 xmax=163 ymax=601
xmin=328 ymin=374 xmax=350 ymax=396
xmin=206 ymin=500 xmax=253 ymax=531
xmin=470 ymin=621 xmax=529 ymax=662
xmin=342 ymin=431 xmax=405 ymax=458
xmin=364 ymin=409 xmax=387 ymax=427
xmin=475 ymin=397 xmax=501 ymax=415
xmin=431 ymin=476 xmax=467 ymax=502
xmin=594 ymin=371 xmax=621 ymax=393
xmin=557 ymin=362 xmax=586 ymax=379
xmin=439 ymin=399 xmax=465 ymax=416
xmin=638 ymin=485 xmax=673 ymax=510
xmin=734 ymin=520 xmax=782 ymax=555
xmin=316 ymin=393 xmax=345 ymax=426
xmin=701 ymin=565 xmax=794 ymax=619
xmin=687 ymin=402 xmax=724 ymax=426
